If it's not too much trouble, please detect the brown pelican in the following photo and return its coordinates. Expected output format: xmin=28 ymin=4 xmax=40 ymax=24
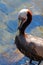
xmin=15 ymin=9 xmax=43 ymax=65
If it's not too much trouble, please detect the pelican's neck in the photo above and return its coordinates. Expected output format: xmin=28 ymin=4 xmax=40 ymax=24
xmin=19 ymin=18 xmax=31 ymax=35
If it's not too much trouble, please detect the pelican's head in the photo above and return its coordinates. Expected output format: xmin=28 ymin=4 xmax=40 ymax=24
xmin=18 ymin=9 xmax=32 ymax=33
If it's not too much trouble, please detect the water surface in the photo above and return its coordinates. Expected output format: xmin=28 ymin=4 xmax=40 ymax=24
xmin=0 ymin=0 xmax=43 ymax=65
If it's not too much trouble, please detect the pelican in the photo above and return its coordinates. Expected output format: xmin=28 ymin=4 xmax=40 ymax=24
xmin=15 ymin=9 xmax=43 ymax=65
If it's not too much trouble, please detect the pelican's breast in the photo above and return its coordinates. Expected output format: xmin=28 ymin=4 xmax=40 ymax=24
xmin=25 ymin=34 xmax=43 ymax=58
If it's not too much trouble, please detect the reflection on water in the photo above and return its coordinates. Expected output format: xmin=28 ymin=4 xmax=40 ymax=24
xmin=0 ymin=0 xmax=43 ymax=65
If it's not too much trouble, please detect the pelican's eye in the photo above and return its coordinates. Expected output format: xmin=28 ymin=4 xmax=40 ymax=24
xmin=18 ymin=17 xmax=26 ymax=23
xmin=20 ymin=17 xmax=25 ymax=22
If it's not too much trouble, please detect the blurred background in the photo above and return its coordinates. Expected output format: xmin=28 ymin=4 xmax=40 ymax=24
xmin=0 ymin=0 xmax=43 ymax=65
